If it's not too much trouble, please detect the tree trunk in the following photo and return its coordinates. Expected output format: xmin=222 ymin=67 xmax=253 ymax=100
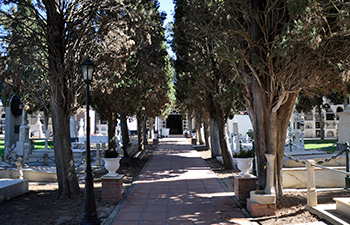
xmin=209 ymin=117 xmax=221 ymax=158
xmin=43 ymin=110 xmax=49 ymax=134
xmin=203 ymin=117 xmax=210 ymax=150
xmin=107 ymin=113 xmax=117 ymax=151
xmin=196 ymin=115 xmax=204 ymax=145
xmin=247 ymin=80 xmax=298 ymax=198
xmin=137 ymin=111 xmax=144 ymax=151
xmin=50 ymin=99 xmax=80 ymax=197
xmin=45 ymin=0 xmax=79 ymax=198
xmin=142 ymin=115 xmax=147 ymax=149
xmin=188 ymin=113 xmax=192 ymax=137
xmin=120 ymin=113 xmax=130 ymax=158
xmin=216 ymin=108 xmax=233 ymax=170
xmin=149 ymin=117 xmax=155 ymax=140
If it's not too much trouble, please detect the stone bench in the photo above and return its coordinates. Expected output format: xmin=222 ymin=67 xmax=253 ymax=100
xmin=124 ymin=143 xmax=144 ymax=159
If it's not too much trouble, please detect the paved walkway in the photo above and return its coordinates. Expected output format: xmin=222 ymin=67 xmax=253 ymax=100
xmin=110 ymin=137 xmax=251 ymax=225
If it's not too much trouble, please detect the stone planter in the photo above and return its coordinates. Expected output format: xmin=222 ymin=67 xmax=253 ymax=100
xmin=103 ymin=157 xmax=122 ymax=176
xmin=236 ymin=158 xmax=253 ymax=177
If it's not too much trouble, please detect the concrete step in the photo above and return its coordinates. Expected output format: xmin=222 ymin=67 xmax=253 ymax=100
xmin=309 ymin=204 xmax=350 ymax=225
xmin=334 ymin=198 xmax=350 ymax=216
xmin=0 ymin=179 xmax=28 ymax=203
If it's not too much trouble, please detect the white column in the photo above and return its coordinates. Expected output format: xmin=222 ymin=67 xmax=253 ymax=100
xmin=306 ymin=160 xmax=317 ymax=207
xmin=264 ymin=154 xmax=276 ymax=194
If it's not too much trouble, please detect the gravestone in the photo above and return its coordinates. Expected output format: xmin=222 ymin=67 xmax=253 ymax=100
xmin=70 ymin=116 xmax=78 ymax=139
xmin=78 ymin=118 xmax=85 ymax=137
xmin=232 ymin=118 xmax=240 ymax=153
xmin=4 ymin=95 xmax=23 ymax=158
xmin=338 ymin=106 xmax=350 ymax=144
xmin=30 ymin=114 xmax=44 ymax=138
xmin=16 ymin=109 xmax=30 ymax=159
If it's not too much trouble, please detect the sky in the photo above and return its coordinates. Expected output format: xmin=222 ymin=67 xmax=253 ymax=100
xmin=158 ymin=0 xmax=175 ymax=58
xmin=158 ymin=0 xmax=175 ymax=26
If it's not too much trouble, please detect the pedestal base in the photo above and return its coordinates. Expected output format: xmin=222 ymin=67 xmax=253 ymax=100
xmin=101 ymin=174 xmax=124 ymax=203
xmin=247 ymin=198 xmax=276 ymax=217
xmin=234 ymin=175 xmax=257 ymax=206
xmin=191 ymin=138 xmax=197 ymax=145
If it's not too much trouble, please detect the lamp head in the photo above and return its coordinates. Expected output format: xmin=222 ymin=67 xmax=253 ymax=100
xmin=81 ymin=58 xmax=95 ymax=83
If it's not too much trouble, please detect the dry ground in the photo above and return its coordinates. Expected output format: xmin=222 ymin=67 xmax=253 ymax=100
xmin=196 ymin=148 xmax=350 ymax=225
xmin=0 ymin=145 xmax=154 ymax=225
xmin=1 ymin=141 xmax=349 ymax=225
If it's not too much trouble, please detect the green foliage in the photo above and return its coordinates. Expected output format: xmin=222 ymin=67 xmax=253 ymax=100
xmin=246 ymin=129 xmax=254 ymax=140
xmin=287 ymin=0 xmax=311 ymax=17
xmin=172 ymin=0 xmax=245 ymax=119
xmin=0 ymin=0 xmax=50 ymax=113
xmin=103 ymin=150 xmax=119 ymax=158
xmin=233 ymin=149 xmax=255 ymax=158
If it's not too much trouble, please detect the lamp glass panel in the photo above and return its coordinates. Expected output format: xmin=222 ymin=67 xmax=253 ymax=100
xmin=82 ymin=65 xmax=88 ymax=81
xmin=87 ymin=66 xmax=94 ymax=81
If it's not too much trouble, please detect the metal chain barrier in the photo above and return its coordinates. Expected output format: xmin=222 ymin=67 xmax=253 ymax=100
xmin=284 ymin=142 xmax=349 ymax=165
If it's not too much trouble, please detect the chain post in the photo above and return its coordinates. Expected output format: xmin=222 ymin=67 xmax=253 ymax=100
xmin=252 ymin=141 xmax=256 ymax=176
xmin=346 ymin=142 xmax=350 ymax=189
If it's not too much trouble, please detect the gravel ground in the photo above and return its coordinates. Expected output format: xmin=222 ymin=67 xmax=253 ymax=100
xmin=196 ymin=148 xmax=350 ymax=225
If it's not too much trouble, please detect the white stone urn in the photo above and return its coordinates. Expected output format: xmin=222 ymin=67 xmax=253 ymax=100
xmin=103 ymin=157 xmax=122 ymax=176
xmin=236 ymin=158 xmax=254 ymax=177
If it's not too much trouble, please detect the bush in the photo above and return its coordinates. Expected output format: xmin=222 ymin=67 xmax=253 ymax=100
xmin=233 ymin=149 xmax=255 ymax=158
xmin=246 ymin=129 xmax=254 ymax=140
xmin=104 ymin=150 xmax=118 ymax=158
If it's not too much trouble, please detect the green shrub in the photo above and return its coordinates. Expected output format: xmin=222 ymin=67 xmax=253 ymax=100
xmin=233 ymin=149 xmax=255 ymax=158
xmin=104 ymin=150 xmax=118 ymax=158
xmin=246 ymin=129 xmax=254 ymax=140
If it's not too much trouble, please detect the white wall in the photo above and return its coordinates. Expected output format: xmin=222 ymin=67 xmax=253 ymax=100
xmin=227 ymin=115 xmax=253 ymax=136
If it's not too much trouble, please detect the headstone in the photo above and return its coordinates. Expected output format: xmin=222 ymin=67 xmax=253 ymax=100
xmin=96 ymin=143 xmax=101 ymax=166
xmin=293 ymin=112 xmax=300 ymax=150
xmin=5 ymin=95 xmax=23 ymax=159
xmin=70 ymin=116 xmax=78 ymax=138
xmin=78 ymin=118 xmax=85 ymax=137
xmin=16 ymin=109 xmax=30 ymax=159
xmin=35 ymin=114 xmax=44 ymax=138
xmin=232 ymin=135 xmax=240 ymax=153
xmin=338 ymin=106 xmax=350 ymax=143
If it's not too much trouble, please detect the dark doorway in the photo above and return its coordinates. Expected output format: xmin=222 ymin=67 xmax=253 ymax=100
xmin=166 ymin=115 xmax=183 ymax=134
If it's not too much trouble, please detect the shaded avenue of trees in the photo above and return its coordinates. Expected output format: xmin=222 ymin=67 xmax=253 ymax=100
xmin=172 ymin=0 xmax=350 ymax=198
xmin=0 ymin=0 xmax=174 ymax=198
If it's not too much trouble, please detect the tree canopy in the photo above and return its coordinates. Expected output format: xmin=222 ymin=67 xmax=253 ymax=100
xmin=173 ymin=0 xmax=350 ymax=197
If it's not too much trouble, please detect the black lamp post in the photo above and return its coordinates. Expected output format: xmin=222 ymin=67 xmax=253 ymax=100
xmin=81 ymin=58 xmax=100 ymax=225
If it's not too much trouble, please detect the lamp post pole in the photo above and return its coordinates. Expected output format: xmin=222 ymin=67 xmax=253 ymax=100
xmin=81 ymin=58 xmax=100 ymax=225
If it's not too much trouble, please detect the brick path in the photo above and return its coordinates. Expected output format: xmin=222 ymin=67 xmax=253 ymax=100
xmin=110 ymin=137 xmax=251 ymax=225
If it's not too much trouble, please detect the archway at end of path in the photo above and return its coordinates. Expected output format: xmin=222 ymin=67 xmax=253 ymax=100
xmin=166 ymin=115 xmax=183 ymax=134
